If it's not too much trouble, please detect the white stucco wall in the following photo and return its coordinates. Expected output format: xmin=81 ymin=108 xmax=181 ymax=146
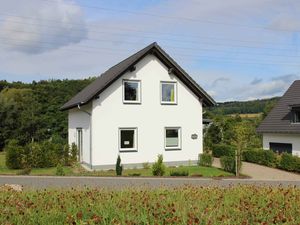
xmin=90 ymin=54 xmax=203 ymax=168
xmin=68 ymin=103 xmax=92 ymax=164
xmin=263 ymin=133 xmax=300 ymax=156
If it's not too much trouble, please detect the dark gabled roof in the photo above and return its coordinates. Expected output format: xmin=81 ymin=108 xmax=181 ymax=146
xmin=257 ymin=80 xmax=300 ymax=134
xmin=61 ymin=42 xmax=215 ymax=110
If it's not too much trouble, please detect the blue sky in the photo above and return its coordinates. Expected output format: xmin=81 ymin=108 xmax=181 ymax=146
xmin=0 ymin=0 xmax=300 ymax=102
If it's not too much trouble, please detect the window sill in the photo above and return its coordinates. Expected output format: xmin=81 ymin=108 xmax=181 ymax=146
xmin=119 ymin=149 xmax=138 ymax=153
xmin=123 ymin=101 xmax=141 ymax=104
xmin=161 ymin=102 xmax=177 ymax=105
xmin=165 ymin=147 xmax=181 ymax=151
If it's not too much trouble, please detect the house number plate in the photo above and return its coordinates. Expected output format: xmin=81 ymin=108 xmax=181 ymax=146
xmin=191 ymin=134 xmax=198 ymax=139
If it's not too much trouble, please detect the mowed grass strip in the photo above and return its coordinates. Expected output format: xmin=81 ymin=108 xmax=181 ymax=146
xmin=1 ymin=186 xmax=300 ymax=224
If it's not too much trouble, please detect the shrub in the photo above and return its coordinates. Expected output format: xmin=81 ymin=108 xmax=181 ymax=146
xmin=56 ymin=163 xmax=65 ymax=176
xmin=169 ymin=169 xmax=189 ymax=176
xmin=5 ymin=140 xmax=24 ymax=169
xmin=220 ymin=156 xmax=239 ymax=174
xmin=142 ymin=162 xmax=150 ymax=169
xmin=212 ymin=144 xmax=235 ymax=158
xmin=152 ymin=154 xmax=166 ymax=176
xmin=198 ymin=153 xmax=213 ymax=167
xmin=17 ymin=167 xmax=31 ymax=175
xmin=243 ymin=149 xmax=279 ymax=168
xmin=70 ymin=143 xmax=78 ymax=163
xmin=63 ymin=144 xmax=71 ymax=166
xmin=116 ymin=155 xmax=123 ymax=176
xmin=279 ymin=153 xmax=300 ymax=172
xmin=27 ymin=142 xmax=44 ymax=168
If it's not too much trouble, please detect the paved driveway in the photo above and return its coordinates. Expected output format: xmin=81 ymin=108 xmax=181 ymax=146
xmin=213 ymin=158 xmax=300 ymax=180
xmin=0 ymin=175 xmax=300 ymax=189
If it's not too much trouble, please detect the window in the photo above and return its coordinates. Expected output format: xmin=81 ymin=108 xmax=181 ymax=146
xmin=292 ymin=110 xmax=300 ymax=123
xmin=165 ymin=127 xmax=181 ymax=150
xmin=123 ymin=80 xmax=140 ymax=103
xmin=161 ymin=82 xmax=177 ymax=104
xmin=119 ymin=128 xmax=137 ymax=151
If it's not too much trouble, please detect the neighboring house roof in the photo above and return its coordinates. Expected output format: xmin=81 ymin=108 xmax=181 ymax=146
xmin=61 ymin=42 xmax=216 ymax=111
xmin=257 ymin=80 xmax=300 ymax=134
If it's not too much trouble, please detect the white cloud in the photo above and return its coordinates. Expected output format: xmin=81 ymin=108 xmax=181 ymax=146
xmin=0 ymin=0 xmax=87 ymax=54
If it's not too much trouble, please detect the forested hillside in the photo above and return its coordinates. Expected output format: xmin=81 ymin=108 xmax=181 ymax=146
xmin=209 ymin=97 xmax=279 ymax=115
xmin=0 ymin=78 xmax=95 ymax=150
xmin=0 ymin=78 xmax=279 ymax=150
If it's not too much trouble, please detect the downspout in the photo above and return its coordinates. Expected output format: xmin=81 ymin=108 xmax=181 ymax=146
xmin=77 ymin=104 xmax=93 ymax=169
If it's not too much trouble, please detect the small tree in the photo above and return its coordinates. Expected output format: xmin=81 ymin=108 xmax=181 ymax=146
xmin=116 ymin=155 xmax=123 ymax=176
xmin=231 ymin=123 xmax=248 ymax=176
xmin=5 ymin=139 xmax=24 ymax=169
xmin=152 ymin=154 xmax=166 ymax=176
xmin=70 ymin=143 xmax=78 ymax=163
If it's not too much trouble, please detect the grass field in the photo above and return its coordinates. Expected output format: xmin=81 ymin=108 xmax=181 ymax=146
xmin=0 ymin=152 xmax=232 ymax=177
xmin=0 ymin=186 xmax=299 ymax=224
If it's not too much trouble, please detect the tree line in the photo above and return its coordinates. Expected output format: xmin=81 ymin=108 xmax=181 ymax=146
xmin=0 ymin=78 xmax=95 ymax=150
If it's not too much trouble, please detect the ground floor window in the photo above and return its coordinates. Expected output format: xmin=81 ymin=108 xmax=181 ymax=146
xmin=269 ymin=142 xmax=292 ymax=154
xmin=165 ymin=127 xmax=181 ymax=150
xmin=119 ymin=128 xmax=137 ymax=151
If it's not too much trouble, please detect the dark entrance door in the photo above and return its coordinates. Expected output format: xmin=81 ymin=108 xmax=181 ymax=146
xmin=269 ymin=142 xmax=292 ymax=154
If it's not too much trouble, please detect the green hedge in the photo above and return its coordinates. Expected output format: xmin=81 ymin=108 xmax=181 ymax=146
xmin=198 ymin=153 xmax=213 ymax=167
xmin=279 ymin=153 xmax=300 ymax=172
xmin=212 ymin=144 xmax=235 ymax=158
xmin=243 ymin=149 xmax=279 ymax=168
xmin=220 ymin=156 xmax=236 ymax=173
xmin=243 ymin=149 xmax=300 ymax=173
xmin=5 ymin=139 xmax=78 ymax=169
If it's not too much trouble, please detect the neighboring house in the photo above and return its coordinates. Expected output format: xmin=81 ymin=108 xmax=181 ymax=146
xmin=61 ymin=42 xmax=215 ymax=169
xmin=257 ymin=80 xmax=300 ymax=156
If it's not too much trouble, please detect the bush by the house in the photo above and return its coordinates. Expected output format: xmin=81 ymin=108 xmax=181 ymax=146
xmin=169 ymin=169 xmax=189 ymax=176
xmin=55 ymin=163 xmax=65 ymax=176
xmin=212 ymin=144 xmax=235 ymax=158
xmin=142 ymin=162 xmax=150 ymax=169
xmin=220 ymin=156 xmax=239 ymax=174
xmin=243 ymin=149 xmax=279 ymax=168
xmin=152 ymin=154 xmax=166 ymax=176
xmin=279 ymin=153 xmax=300 ymax=172
xmin=70 ymin=143 xmax=78 ymax=163
xmin=5 ymin=138 xmax=78 ymax=169
xmin=198 ymin=153 xmax=213 ymax=167
xmin=116 ymin=155 xmax=123 ymax=176
xmin=5 ymin=140 xmax=24 ymax=169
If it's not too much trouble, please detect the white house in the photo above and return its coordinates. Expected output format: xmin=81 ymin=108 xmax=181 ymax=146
xmin=257 ymin=80 xmax=300 ymax=156
xmin=61 ymin=42 xmax=215 ymax=169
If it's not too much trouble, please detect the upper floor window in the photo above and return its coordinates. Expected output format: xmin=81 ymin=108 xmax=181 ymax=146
xmin=161 ymin=81 xmax=177 ymax=104
xmin=123 ymin=80 xmax=141 ymax=104
xmin=292 ymin=110 xmax=300 ymax=123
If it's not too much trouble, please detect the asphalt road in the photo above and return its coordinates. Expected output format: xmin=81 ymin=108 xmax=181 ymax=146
xmin=1 ymin=176 xmax=300 ymax=189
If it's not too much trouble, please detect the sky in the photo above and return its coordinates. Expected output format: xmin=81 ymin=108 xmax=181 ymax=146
xmin=0 ymin=0 xmax=300 ymax=102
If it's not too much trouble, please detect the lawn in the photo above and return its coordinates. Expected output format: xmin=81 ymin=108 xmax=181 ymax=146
xmin=0 ymin=185 xmax=299 ymax=224
xmin=0 ymin=152 xmax=232 ymax=177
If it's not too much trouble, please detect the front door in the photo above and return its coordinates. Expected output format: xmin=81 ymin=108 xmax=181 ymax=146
xmin=76 ymin=128 xmax=83 ymax=162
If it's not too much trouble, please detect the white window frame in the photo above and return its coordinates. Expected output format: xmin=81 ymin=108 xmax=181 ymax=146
xmin=119 ymin=128 xmax=138 ymax=152
xmin=123 ymin=80 xmax=141 ymax=104
xmin=160 ymin=81 xmax=177 ymax=105
xmin=164 ymin=127 xmax=181 ymax=150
